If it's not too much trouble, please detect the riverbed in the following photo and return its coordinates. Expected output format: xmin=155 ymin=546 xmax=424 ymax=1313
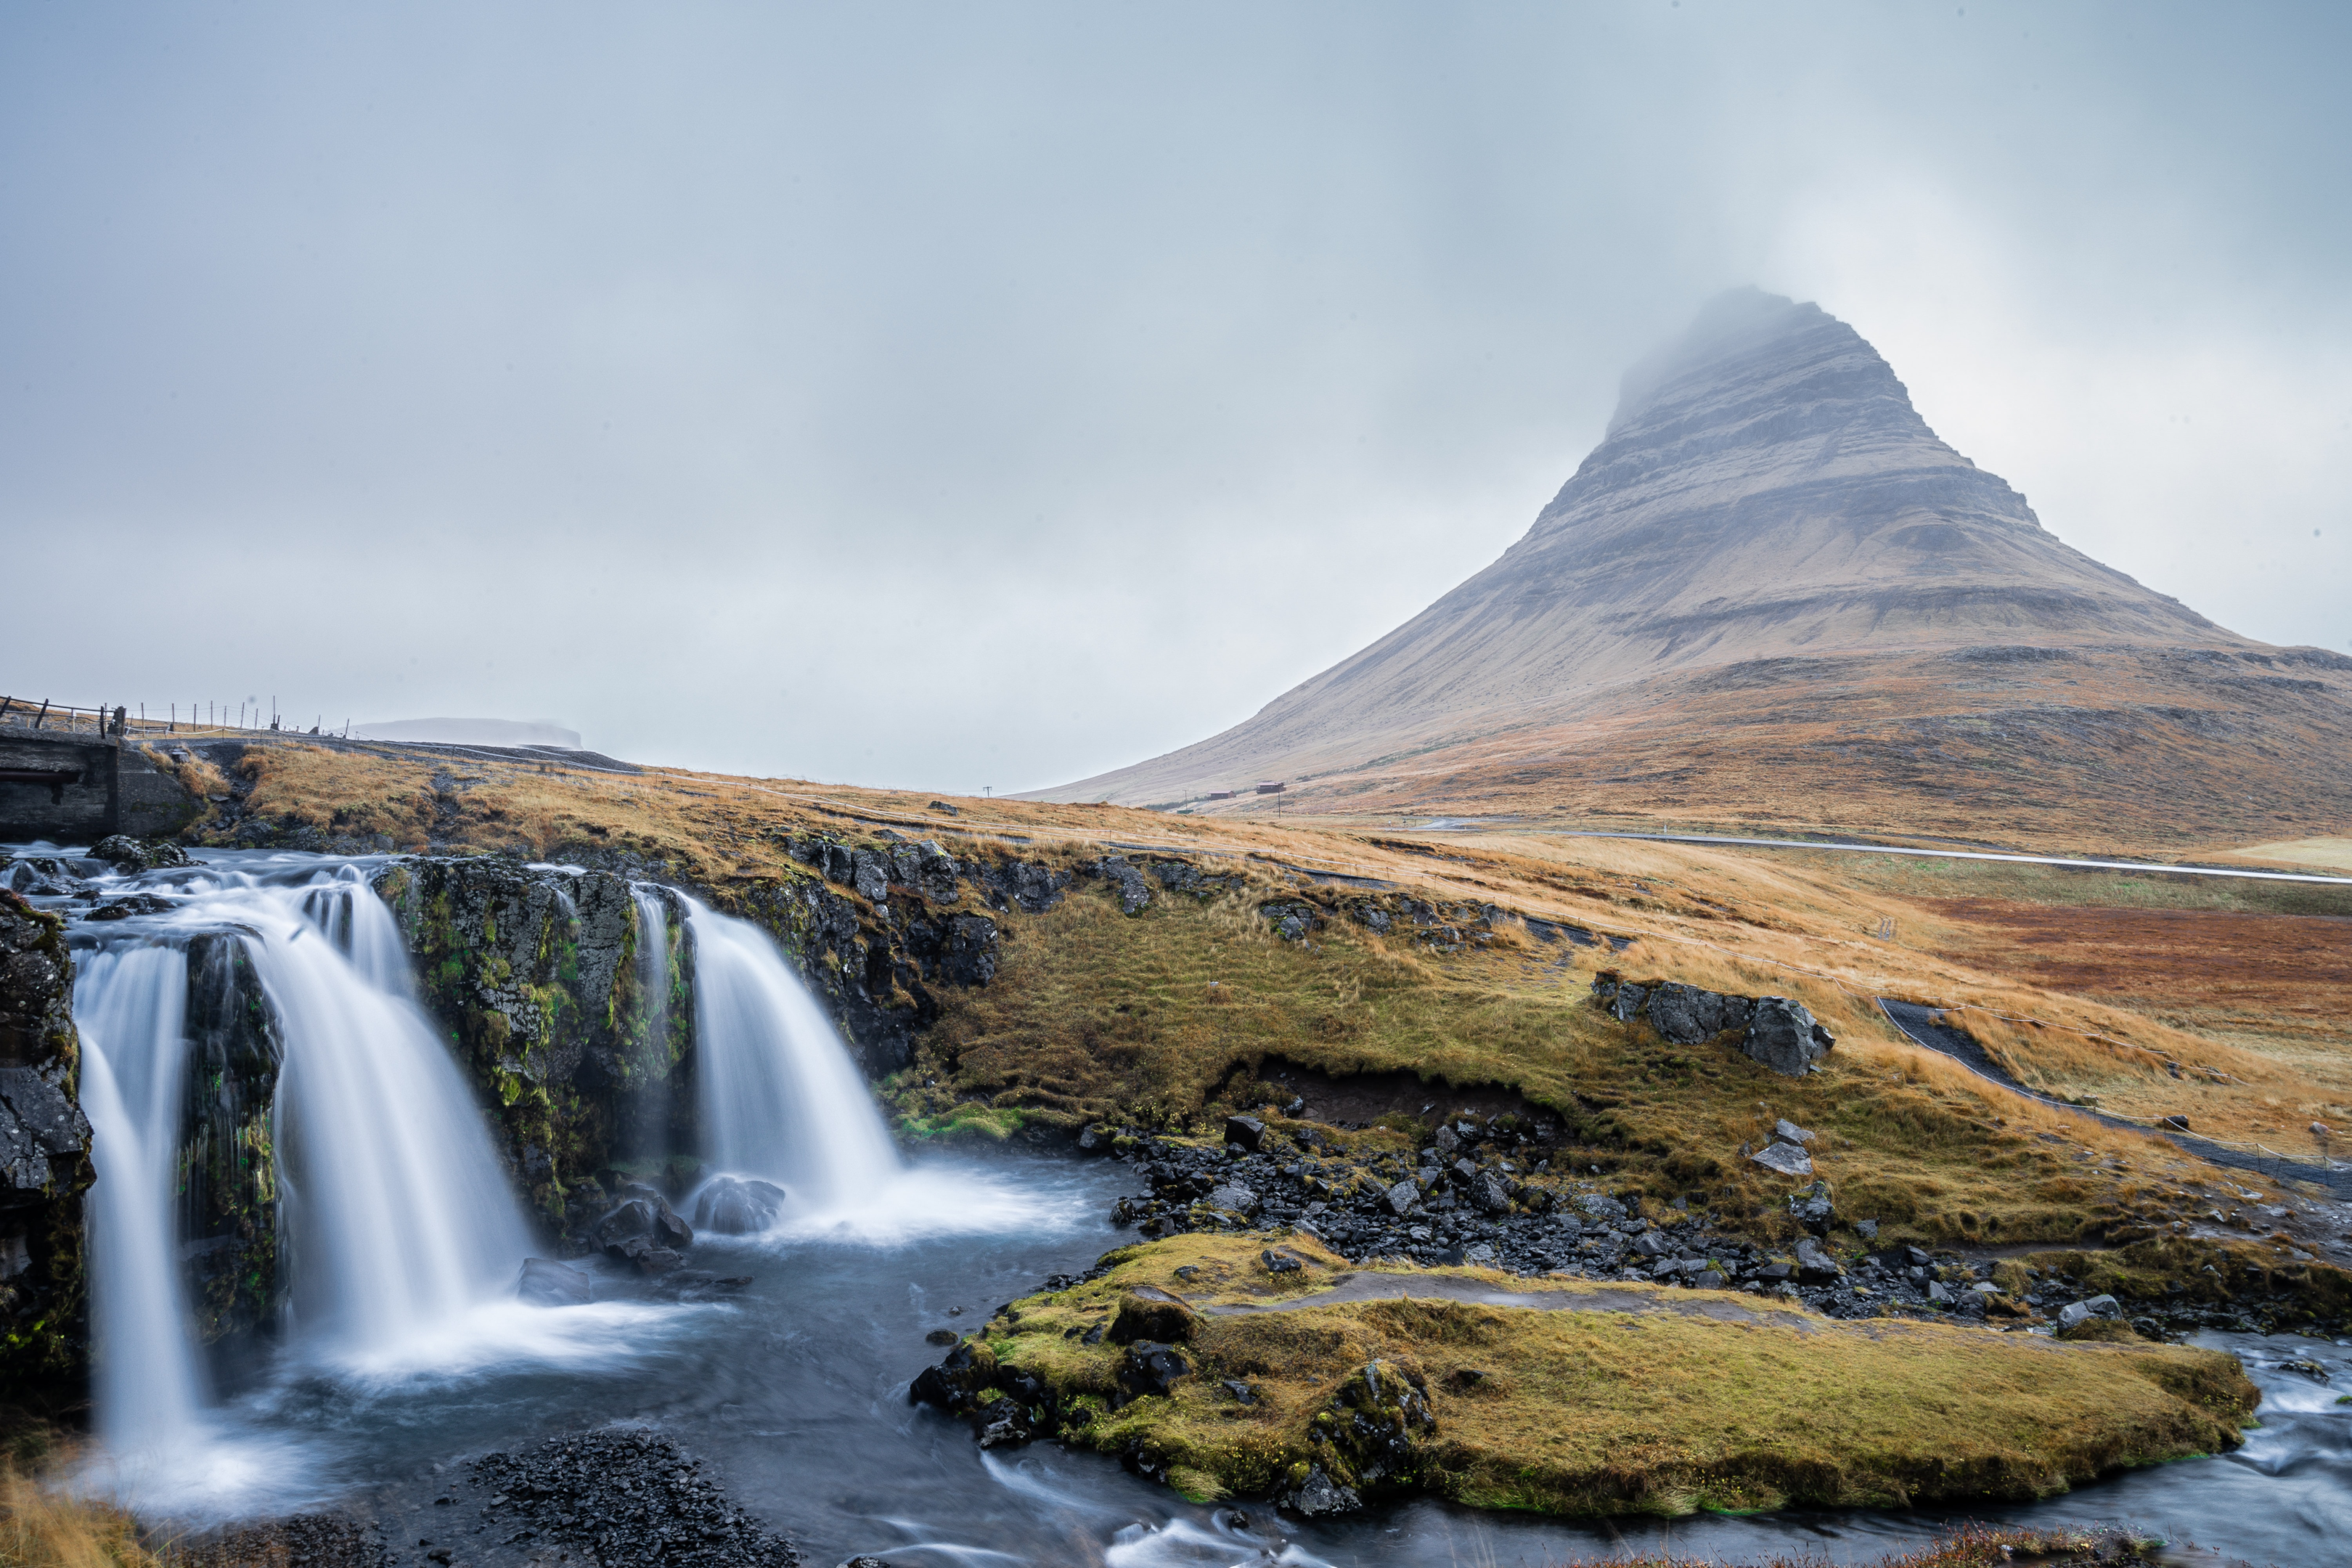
xmin=75 ymin=1153 xmax=2348 ymax=1567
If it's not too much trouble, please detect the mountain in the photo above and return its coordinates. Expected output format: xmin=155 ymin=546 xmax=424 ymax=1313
xmin=1038 ymin=290 xmax=2352 ymax=851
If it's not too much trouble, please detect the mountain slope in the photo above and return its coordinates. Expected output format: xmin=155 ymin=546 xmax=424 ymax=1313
xmin=1037 ymin=290 xmax=2352 ymax=850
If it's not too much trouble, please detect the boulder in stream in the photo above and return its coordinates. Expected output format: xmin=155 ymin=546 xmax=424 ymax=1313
xmin=693 ymin=1176 xmax=787 ymax=1236
xmin=595 ymin=1184 xmax=694 ymax=1252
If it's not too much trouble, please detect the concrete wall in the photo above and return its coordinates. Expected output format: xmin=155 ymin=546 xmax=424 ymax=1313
xmin=0 ymin=732 xmax=199 ymax=841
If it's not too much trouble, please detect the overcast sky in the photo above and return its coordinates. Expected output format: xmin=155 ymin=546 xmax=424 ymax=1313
xmin=5 ymin=2 xmax=2346 ymax=790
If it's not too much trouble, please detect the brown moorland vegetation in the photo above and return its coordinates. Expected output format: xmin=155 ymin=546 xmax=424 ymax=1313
xmin=178 ymin=739 xmax=2352 ymax=1248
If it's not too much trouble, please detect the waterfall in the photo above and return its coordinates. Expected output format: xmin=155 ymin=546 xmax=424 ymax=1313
xmin=256 ymin=872 xmax=533 ymax=1357
xmin=632 ymin=884 xmax=673 ymax=1045
xmin=75 ymin=944 xmax=206 ymax=1447
xmin=626 ymin=884 xmax=677 ymax=1161
xmin=684 ymin=898 xmax=898 ymax=1210
xmin=71 ymin=862 xmax=533 ymax=1405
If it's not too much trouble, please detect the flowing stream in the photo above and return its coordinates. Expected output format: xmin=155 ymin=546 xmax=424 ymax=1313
xmin=17 ymin=847 xmax=2346 ymax=1564
xmin=685 ymin=895 xmax=900 ymax=1209
xmin=75 ymin=944 xmax=204 ymax=1446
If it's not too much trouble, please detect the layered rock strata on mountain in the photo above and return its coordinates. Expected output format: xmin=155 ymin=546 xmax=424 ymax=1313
xmin=1040 ymin=290 xmax=2351 ymax=841
xmin=0 ymin=889 xmax=93 ymax=1394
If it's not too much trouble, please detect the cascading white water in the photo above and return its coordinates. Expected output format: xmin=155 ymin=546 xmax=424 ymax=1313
xmin=74 ymin=944 xmax=206 ymax=1448
xmin=685 ymin=898 xmax=899 ymax=1210
xmin=255 ymin=870 xmax=534 ymax=1356
xmin=70 ymin=863 xmax=534 ymax=1393
xmin=631 ymin=885 xmax=672 ymax=1040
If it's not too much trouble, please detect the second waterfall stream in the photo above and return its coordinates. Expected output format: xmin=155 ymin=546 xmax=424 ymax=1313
xmin=683 ymin=897 xmax=899 ymax=1210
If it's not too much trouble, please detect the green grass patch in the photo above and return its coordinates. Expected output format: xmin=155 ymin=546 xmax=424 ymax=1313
xmin=968 ymin=1236 xmax=2258 ymax=1519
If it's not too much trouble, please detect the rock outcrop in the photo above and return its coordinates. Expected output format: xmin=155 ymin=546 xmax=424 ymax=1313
xmin=373 ymin=857 xmax=687 ymax=1228
xmin=179 ymin=931 xmax=284 ymax=1350
xmin=1592 ymin=973 xmax=1834 ymax=1077
xmin=0 ymin=889 xmax=93 ymax=1396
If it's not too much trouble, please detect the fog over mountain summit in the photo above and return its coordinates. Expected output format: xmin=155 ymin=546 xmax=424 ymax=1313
xmin=1040 ymin=292 xmax=2334 ymax=832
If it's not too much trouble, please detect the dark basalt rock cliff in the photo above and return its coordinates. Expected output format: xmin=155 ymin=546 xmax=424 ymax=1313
xmin=179 ymin=933 xmax=283 ymax=1356
xmin=360 ymin=836 xmax=1080 ymax=1235
xmin=0 ymin=889 xmax=94 ymax=1396
xmin=372 ymin=857 xmax=689 ymax=1229
xmin=0 ymin=830 xmax=1187 ymax=1399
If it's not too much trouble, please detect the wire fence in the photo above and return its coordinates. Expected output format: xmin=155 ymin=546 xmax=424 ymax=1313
xmin=0 ymin=695 xmax=351 ymax=743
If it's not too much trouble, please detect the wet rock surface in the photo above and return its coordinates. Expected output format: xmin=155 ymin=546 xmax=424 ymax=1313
xmin=89 ymin=833 xmax=192 ymax=871
xmin=465 ymin=1430 xmax=800 ymax=1568
xmin=179 ymin=929 xmax=285 ymax=1346
xmin=173 ymin=1511 xmax=389 ymax=1568
xmin=692 ymin=1175 xmax=785 ymax=1234
xmin=1080 ymin=1118 xmax=2319 ymax=1336
xmin=372 ymin=855 xmax=681 ymax=1227
xmin=0 ymin=886 xmax=91 ymax=1395
xmin=366 ymin=1429 xmax=801 ymax=1568
xmin=1591 ymin=973 xmax=1834 ymax=1077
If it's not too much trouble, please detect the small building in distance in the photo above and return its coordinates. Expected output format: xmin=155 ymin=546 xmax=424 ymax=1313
xmin=1206 ymin=790 xmax=1234 ymax=801
xmin=1255 ymin=781 xmax=1286 ymax=794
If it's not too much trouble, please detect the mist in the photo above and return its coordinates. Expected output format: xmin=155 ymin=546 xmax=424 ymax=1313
xmin=4 ymin=1 xmax=2345 ymax=788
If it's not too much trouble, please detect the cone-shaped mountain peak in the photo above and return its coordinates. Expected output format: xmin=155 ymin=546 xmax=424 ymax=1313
xmin=1037 ymin=293 xmax=2348 ymax=844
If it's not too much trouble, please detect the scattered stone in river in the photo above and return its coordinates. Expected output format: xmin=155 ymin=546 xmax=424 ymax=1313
xmin=693 ymin=1175 xmax=787 ymax=1235
xmin=1278 ymin=1463 xmax=1361 ymax=1517
xmin=593 ymin=1186 xmax=694 ymax=1254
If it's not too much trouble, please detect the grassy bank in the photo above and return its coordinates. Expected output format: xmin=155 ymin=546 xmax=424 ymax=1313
xmin=942 ymin=1234 xmax=2256 ymax=1518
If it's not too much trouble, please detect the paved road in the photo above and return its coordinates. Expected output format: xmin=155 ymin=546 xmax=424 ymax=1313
xmin=1521 ymin=828 xmax=2352 ymax=886
xmin=1877 ymin=999 xmax=2352 ymax=1199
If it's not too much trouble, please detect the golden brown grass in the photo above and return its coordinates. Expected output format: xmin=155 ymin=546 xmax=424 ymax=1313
xmin=976 ymin=1235 xmax=2255 ymax=1516
xmin=192 ymin=738 xmax=2350 ymax=1237
xmin=136 ymin=747 xmax=230 ymax=809
xmin=1129 ymin=645 xmax=2352 ymax=859
xmin=0 ymin=1463 xmax=155 ymax=1568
